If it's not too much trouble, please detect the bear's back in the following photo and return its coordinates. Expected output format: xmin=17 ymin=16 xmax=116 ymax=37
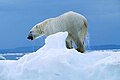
xmin=55 ymin=11 xmax=87 ymax=32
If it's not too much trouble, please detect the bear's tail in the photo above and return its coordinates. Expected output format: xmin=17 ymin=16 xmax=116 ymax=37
xmin=84 ymin=32 xmax=90 ymax=50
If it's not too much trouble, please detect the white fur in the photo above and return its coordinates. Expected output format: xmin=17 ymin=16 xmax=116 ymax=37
xmin=30 ymin=11 xmax=87 ymax=52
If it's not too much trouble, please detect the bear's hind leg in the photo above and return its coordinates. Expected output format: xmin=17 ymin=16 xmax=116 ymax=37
xmin=76 ymin=42 xmax=85 ymax=53
xmin=76 ymin=45 xmax=85 ymax=53
xmin=72 ymin=36 xmax=85 ymax=53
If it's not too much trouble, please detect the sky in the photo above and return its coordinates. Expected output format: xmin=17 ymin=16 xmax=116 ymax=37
xmin=0 ymin=0 xmax=120 ymax=49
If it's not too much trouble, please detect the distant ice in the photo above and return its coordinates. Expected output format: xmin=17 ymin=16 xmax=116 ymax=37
xmin=0 ymin=32 xmax=120 ymax=80
xmin=0 ymin=55 xmax=6 ymax=60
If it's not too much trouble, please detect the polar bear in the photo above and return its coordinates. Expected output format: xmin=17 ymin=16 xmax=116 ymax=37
xmin=27 ymin=11 xmax=87 ymax=53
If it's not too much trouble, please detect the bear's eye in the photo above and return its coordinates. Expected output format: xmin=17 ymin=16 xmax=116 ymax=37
xmin=30 ymin=31 xmax=33 ymax=33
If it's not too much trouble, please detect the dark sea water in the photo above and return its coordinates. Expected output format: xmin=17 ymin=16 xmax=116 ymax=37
xmin=0 ymin=49 xmax=120 ymax=60
xmin=0 ymin=44 xmax=120 ymax=60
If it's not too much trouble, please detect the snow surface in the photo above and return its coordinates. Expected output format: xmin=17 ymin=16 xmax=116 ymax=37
xmin=0 ymin=32 xmax=120 ymax=80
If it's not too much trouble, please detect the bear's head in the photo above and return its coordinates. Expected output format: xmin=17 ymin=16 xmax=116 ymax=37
xmin=27 ymin=25 xmax=44 ymax=40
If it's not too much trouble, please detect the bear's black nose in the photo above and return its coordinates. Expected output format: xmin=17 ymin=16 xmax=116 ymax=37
xmin=27 ymin=36 xmax=33 ymax=40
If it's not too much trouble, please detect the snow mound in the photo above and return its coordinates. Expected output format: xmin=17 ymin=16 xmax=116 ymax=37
xmin=0 ymin=32 xmax=120 ymax=80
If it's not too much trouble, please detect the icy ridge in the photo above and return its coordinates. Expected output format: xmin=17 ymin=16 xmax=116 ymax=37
xmin=0 ymin=32 xmax=120 ymax=80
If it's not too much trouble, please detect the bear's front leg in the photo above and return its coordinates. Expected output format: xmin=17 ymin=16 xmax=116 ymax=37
xmin=66 ymin=35 xmax=73 ymax=49
xmin=72 ymin=35 xmax=85 ymax=53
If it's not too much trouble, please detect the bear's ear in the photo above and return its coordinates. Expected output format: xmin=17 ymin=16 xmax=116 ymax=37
xmin=36 ymin=25 xmax=39 ymax=29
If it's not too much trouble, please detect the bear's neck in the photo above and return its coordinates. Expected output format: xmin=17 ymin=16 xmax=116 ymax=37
xmin=42 ymin=18 xmax=65 ymax=37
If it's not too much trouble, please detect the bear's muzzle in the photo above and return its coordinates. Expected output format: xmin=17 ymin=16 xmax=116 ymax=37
xmin=27 ymin=36 xmax=33 ymax=40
